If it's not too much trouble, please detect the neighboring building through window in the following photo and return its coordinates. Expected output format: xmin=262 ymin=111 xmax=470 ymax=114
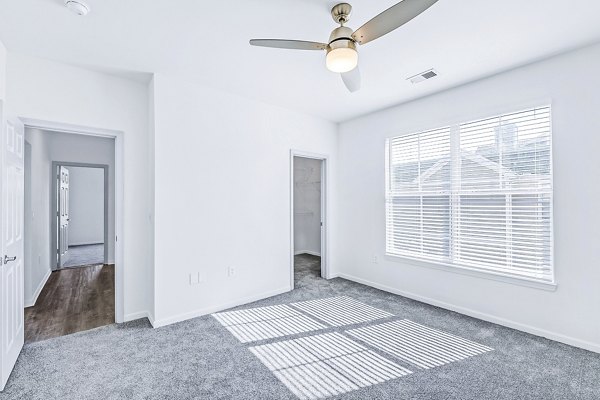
xmin=385 ymin=106 xmax=553 ymax=283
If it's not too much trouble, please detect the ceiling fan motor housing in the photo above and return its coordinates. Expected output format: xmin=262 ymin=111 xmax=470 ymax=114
xmin=328 ymin=26 xmax=356 ymax=53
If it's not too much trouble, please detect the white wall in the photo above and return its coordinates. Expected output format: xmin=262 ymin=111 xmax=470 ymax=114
xmin=336 ymin=43 xmax=600 ymax=353
xmin=151 ymin=74 xmax=338 ymax=326
xmin=7 ymin=53 xmax=151 ymax=320
xmin=24 ymin=141 xmax=33 ymax=304
xmin=294 ymin=157 xmax=321 ymax=256
xmin=0 ymin=39 xmax=6 ymax=101
xmin=65 ymin=166 xmax=105 ymax=246
xmin=23 ymin=130 xmax=51 ymax=306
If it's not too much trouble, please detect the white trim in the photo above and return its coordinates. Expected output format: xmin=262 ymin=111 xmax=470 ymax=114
xmin=67 ymin=242 xmax=105 ymax=247
xmin=24 ymin=268 xmax=51 ymax=308
xmin=290 ymin=150 xmax=329 ymax=290
xmin=21 ymin=118 xmax=126 ymax=323
xmin=124 ymin=310 xmax=154 ymax=325
xmin=151 ymin=286 xmax=290 ymax=328
xmin=294 ymin=250 xmax=321 ymax=257
xmin=337 ymin=272 xmax=600 ymax=354
xmin=20 ymin=118 xmax=120 ymax=139
xmin=384 ymin=254 xmax=557 ymax=291
xmin=147 ymin=312 xmax=155 ymax=326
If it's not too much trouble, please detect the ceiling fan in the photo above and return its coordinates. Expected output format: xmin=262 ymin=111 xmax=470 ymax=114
xmin=250 ymin=0 xmax=439 ymax=92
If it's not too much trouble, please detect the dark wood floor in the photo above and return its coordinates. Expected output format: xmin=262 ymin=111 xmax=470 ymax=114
xmin=25 ymin=264 xmax=115 ymax=344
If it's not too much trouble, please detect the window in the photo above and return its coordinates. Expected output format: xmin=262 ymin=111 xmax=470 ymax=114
xmin=386 ymin=106 xmax=553 ymax=284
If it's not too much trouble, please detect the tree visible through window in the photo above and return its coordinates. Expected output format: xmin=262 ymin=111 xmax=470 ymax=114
xmin=386 ymin=106 xmax=553 ymax=283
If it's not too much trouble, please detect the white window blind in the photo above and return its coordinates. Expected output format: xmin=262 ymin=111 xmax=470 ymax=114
xmin=386 ymin=106 xmax=553 ymax=283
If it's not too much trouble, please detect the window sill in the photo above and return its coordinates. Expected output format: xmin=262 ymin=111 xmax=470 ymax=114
xmin=384 ymin=253 xmax=557 ymax=292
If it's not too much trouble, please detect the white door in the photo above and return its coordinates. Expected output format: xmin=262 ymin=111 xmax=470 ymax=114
xmin=58 ymin=166 xmax=69 ymax=267
xmin=0 ymin=117 xmax=25 ymax=391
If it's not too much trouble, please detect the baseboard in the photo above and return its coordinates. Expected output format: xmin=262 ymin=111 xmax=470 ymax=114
xmin=147 ymin=311 xmax=155 ymax=326
xmin=124 ymin=310 xmax=155 ymax=325
xmin=25 ymin=268 xmax=51 ymax=308
xmin=294 ymin=250 xmax=321 ymax=256
xmin=337 ymin=272 xmax=600 ymax=354
xmin=151 ymin=286 xmax=291 ymax=328
xmin=68 ymin=242 xmax=104 ymax=247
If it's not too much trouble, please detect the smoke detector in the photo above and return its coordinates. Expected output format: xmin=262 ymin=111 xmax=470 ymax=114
xmin=408 ymin=69 xmax=438 ymax=84
xmin=65 ymin=1 xmax=90 ymax=16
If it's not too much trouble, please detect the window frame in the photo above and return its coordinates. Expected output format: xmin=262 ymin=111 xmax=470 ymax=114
xmin=384 ymin=105 xmax=556 ymax=290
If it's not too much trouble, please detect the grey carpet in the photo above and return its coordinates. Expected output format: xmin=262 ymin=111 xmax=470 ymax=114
xmin=60 ymin=244 xmax=104 ymax=268
xmin=1 ymin=254 xmax=599 ymax=399
xmin=294 ymin=253 xmax=321 ymax=289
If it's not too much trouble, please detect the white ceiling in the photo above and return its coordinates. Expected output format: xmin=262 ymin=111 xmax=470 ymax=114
xmin=1 ymin=0 xmax=600 ymax=122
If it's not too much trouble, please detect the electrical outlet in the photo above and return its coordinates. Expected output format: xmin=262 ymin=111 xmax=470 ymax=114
xmin=372 ymin=255 xmax=379 ymax=264
xmin=189 ymin=272 xmax=204 ymax=285
xmin=227 ymin=266 xmax=237 ymax=278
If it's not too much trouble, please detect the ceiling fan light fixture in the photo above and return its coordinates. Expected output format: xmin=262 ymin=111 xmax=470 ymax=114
xmin=326 ymin=47 xmax=358 ymax=73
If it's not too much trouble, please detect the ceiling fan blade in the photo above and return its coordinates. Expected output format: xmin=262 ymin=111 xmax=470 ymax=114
xmin=249 ymin=39 xmax=328 ymax=51
xmin=352 ymin=0 xmax=439 ymax=45
xmin=341 ymin=67 xmax=361 ymax=92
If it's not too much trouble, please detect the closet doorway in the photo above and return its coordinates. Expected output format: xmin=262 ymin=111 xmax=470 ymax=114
xmin=290 ymin=151 xmax=328 ymax=289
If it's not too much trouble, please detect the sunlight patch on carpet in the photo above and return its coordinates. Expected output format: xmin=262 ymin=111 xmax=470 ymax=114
xmin=290 ymin=296 xmax=393 ymax=327
xmin=212 ymin=304 xmax=327 ymax=343
xmin=249 ymin=332 xmax=412 ymax=399
xmin=347 ymin=319 xmax=494 ymax=369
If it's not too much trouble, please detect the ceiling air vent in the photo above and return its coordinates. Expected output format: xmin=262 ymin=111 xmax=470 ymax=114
xmin=408 ymin=69 xmax=438 ymax=84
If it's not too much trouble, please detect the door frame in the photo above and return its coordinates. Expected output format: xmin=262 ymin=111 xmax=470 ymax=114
xmin=290 ymin=150 xmax=329 ymax=289
xmin=20 ymin=118 xmax=125 ymax=323
xmin=51 ymin=162 xmax=110 ymax=270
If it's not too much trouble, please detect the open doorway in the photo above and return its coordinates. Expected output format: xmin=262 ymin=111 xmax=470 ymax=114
xmin=23 ymin=128 xmax=117 ymax=343
xmin=54 ymin=163 xmax=109 ymax=270
xmin=291 ymin=152 xmax=327 ymax=289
